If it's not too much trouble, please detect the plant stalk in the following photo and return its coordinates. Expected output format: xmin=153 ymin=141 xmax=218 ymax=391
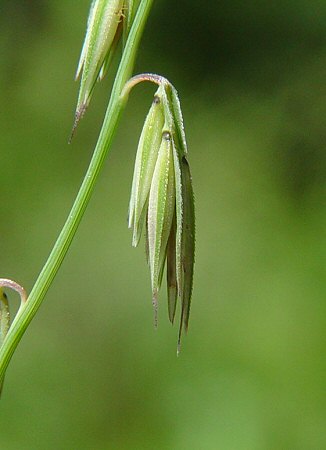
xmin=0 ymin=0 xmax=153 ymax=383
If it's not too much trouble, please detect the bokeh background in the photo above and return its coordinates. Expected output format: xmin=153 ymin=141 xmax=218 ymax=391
xmin=0 ymin=1 xmax=325 ymax=449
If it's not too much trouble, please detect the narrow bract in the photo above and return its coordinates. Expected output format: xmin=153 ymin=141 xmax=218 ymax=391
xmin=148 ymin=131 xmax=175 ymax=308
xmin=166 ymin=215 xmax=177 ymax=323
xmin=128 ymin=86 xmax=165 ymax=246
xmin=178 ymin=155 xmax=195 ymax=341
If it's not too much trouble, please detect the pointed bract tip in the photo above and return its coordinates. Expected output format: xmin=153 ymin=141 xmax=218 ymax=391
xmin=168 ymin=298 xmax=176 ymax=324
xmin=167 ymin=285 xmax=177 ymax=324
xmin=152 ymin=291 xmax=158 ymax=329
xmin=132 ymin=232 xmax=140 ymax=248
xmin=177 ymin=340 xmax=181 ymax=357
xmin=69 ymin=104 xmax=87 ymax=143
xmin=74 ymin=70 xmax=81 ymax=82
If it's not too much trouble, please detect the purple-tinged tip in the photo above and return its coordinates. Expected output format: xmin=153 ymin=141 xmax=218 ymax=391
xmin=152 ymin=291 xmax=158 ymax=329
xmin=69 ymin=104 xmax=87 ymax=143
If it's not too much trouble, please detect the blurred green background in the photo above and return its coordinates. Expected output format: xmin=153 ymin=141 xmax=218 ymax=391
xmin=0 ymin=1 xmax=325 ymax=449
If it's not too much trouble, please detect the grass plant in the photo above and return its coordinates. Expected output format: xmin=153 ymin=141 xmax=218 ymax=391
xmin=0 ymin=0 xmax=195 ymax=391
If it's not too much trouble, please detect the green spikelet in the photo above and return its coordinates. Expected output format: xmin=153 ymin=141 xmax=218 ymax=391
xmin=127 ymin=77 xmax=195 ymax=350
xmin=74 ymin=0 xmax=124 ymax=123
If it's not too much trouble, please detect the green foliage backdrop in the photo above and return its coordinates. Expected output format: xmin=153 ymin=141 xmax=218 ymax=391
xmin=0 ymin=1 xmax=325 ymax=448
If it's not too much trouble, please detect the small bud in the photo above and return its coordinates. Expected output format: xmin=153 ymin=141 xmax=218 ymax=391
xmin=0 ymin=289 xmax=10 ymax=348
xmin=0 ymin=289 xmax=9 ymax=394
xmin=0 ymin=279 xmax=27 ymax=395
xmin=73 ymin=0 xmax=125 ymax=128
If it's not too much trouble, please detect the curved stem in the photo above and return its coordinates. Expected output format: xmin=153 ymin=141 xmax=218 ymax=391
xmin=0 ymin=279 xmax=27 ymax=305
xmin=121 ymin=72 xmax=170 ymax=99
xmin=0 ymin=0 xmax=153 ymax=383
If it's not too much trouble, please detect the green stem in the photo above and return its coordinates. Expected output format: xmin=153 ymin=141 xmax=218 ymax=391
xmin=0 ymin=0 xmax=153 ymax=382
